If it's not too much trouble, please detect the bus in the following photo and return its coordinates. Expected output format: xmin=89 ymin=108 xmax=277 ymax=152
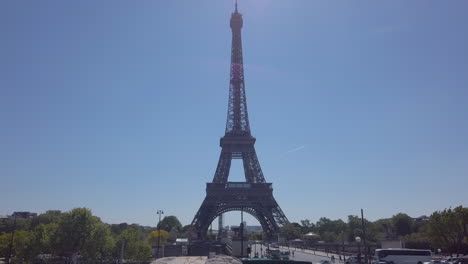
xmin=373 ymin=248 xmax=432 ymax=264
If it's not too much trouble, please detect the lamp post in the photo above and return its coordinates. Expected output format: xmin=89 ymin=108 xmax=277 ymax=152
xmin=341 ymin=231 xmax=345 ymax=263
xmin=7 ymin=215 xmax=17 ymax=264
xmin=355 ymin=236 xmax=361 ymax=264
xmin=261 ymin=238 xmax=263 ymax=258
xmin=156 ymin=210 xmax=164 ymax=258
xmin=240 ymin=209 xmax=244 ymax=257
xmin=361 ymin=209 xmax=368 ymax=264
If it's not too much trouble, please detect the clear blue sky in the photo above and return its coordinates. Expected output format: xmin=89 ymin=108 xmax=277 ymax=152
xmin=1 ymin=0 xmax=467 ymax=227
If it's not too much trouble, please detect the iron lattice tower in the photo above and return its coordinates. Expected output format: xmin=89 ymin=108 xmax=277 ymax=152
xmin=191 ymin=3 xmax=289 ymax=240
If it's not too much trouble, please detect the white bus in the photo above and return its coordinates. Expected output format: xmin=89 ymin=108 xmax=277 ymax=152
xmin=374 ymin=248 xmax=432 ymax=264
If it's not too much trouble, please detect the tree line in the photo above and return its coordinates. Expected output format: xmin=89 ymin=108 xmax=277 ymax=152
xmin=0 ymin=208 xmax=188 ymax=264
xmin=1 ymin=206 xmax=466 ymax=263
xmin=279 ymin=206 xmax=468 ymax=254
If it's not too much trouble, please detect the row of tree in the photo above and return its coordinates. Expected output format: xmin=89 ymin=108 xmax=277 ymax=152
xmin=1 ymin=206 xmax=466 ymax=262
xmin=279 ymin=206 xmax=468 ymax=254
xmin=0 ymin=208 xmax=187 ymax=264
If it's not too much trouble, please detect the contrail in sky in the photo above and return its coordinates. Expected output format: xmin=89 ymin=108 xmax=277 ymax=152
xmin=284 ymin=145 xmax=306 ymax=154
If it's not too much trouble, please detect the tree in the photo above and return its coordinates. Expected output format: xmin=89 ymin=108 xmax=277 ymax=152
xmin=31 ymin=222 xmax=58 ymax=256
xmin=168 ymin=227 xmax=178 ymax=243
xmin=12 ymin=230 xmax=35 ymax=262
xmin=49 ymin=207 xmax=117 ymax=262
xmin=181 ymin=225 xmax=198 ymax=241
xmin=315 ymin=218 xmax=346 ymax=242
xmin=0 ymin=230 xmax=35 ymax=263
xmin=372 ymin=219 xmax=394 ymax=240
xmin=116 ymin=227 xmax=148 ymax=262
xmin=147 ymin=230 xmax=168 ymax=246
xmin=131 ymin=242 xmax=152 ymax=262
xmin=110 ymin=223 xmax=129 ymax=236
xmin=51 ymin=208 xmax=98 ymax=256
xmin=392 ymin=213 xmax=413 ymax=237
xmin=321 ymin=231 xmax=338 ymax=243
xmin=300 ymin=219 xmax=316 ymax=234
xmin=158 ymin=216 xmax=182 ymax=233
xmin=281 ymin=223 xmax=302 ymax=240
xmin=345 ymin=215 xmax=377 ymax=242
xmin=31 ymin=210 xmax=62 ymax=229
xmin=346 ymin=215 xmax=363 ymax=242
xmin=404 ymin=232 xmax=431 ymax=249
xmin=249 ymin=232 xmax=265 ymax=241
xmin=82 ymin=222 xmax=115 ymax=261
xmin=427 ymin=206 xmax=468 ymax=253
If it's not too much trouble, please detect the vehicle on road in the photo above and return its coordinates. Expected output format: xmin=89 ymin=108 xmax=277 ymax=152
xmin=266 ymin=249 xmax=281 ymax=259
xmin=373 ymin=248 xmax=432 ymax=264
xmin=319 ymin=260 xmax=331 ymax=264
xmin=345 ymin=256 xmax=359 ymax=264
xmin=280 ymin=251 xmax=290 ymax=260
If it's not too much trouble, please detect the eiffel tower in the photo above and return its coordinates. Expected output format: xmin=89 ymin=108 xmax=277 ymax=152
xmin=191 ymin=2 xmax=289 ymax=240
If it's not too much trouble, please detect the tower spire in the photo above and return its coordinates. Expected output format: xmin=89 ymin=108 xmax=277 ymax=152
xmin=227 ymin=0 xmax=249 ymax=136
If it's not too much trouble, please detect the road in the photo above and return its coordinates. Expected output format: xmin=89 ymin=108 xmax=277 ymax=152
xmin=249 ymin=243 xmax=345 ymax=264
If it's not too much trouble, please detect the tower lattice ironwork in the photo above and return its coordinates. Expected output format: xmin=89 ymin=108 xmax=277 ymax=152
xmin=191 ymin=3 xmax=289 ymax=240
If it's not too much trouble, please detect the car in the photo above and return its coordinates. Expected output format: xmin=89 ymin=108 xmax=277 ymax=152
xmin=319 ymin=260 xmax=331 ymax=264
xmin=446 ymin=258 xmax=462 ymax=264
xmin=345 ymin=256 xmax=360 ymax=264
xmin=280 ymin=251 xmax=290 ymax=260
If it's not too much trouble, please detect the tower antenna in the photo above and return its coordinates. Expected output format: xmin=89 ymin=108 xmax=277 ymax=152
xmin=235 ymin=0 xmax=238 ymax=13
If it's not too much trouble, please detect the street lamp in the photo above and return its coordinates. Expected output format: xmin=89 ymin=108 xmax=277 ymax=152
xmin=240 ymin=209 xmax=244 ymax=257
xmin=156 ymin=210 xmax=164 ymax=259
xmin=355 ymin=236 xmax=362 ymax=264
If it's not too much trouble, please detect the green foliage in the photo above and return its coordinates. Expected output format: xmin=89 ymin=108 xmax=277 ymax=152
xmin=181 ymin=225 xmax=198 ymax=241
xmin=31 ymin=210 xmax=62 ymax=228
xmin=31 ymin=223 xmax=57 ymax=255
xmin=404 ymin=232 xmax=431 ymax=249
xmin=168 ymin=227 xmax=179 ymax=242
xmin=0 ymin=232 xmax=9 ymax=257
xmin=346 ymin=215 xmax=363 ymax=241
xmin=12 ymin=230 xmax=35 ymax=261
xmin=116 ymin=227 xmax=152 ymax=261
xmin=372 ymin=219 xmax=394 ymax=240
xmin=249 ymin=231 xmax=265 ymax=241
xmin=0 ymin=230 xmax=35 ymax=262
xmin=82 ymin=222 xmax=115 ymax=260
xmin=131 ymin=241 xmax=152 ymax=262
xmin=158 ymin=216 xmax=182 ymax=232
xmin=426 ymin=206 xmax=468 ymax=253
xmin=1 ymin=206 xmax=466 ymax=260
xmin=51 ymin=208 xmax=98 ymax=256
xmin=280 ymin=223 xmax=302 ymax=240
xmin=147 ymin=230 xmax=169 ymax=245
xmin=110 ymin=223 xmax=129 ymax=235
xmin=392 ymin=213 xmax=413 ymax=237
xmin=321 ymin=231 xmax=337 ymax=242
xmin=300 ymin=219 xmax=316 ymax=234
xmin=315 ymin=217 xmax=346 ymax=241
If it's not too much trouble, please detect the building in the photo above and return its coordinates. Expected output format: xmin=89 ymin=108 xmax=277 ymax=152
xmin=9 ymin=212 xmax=37 ymax=219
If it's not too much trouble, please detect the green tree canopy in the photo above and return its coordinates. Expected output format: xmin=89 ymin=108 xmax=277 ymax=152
xmin=392 ymin=213 xmax=413 ymax=237
xmin=280 ymin=223 xmax=302 ymax=240
xmin=50 ymin=207 xmax=115 ymax=262
xmin=158 ymin=216 xmax=182 ymax=232
xmin=147 ymin=230 xmax=168 ymax=245
xmin=300 ymin=219 xmax=316 ymax=234
xmin=427 ymin=206 xmax=468 ymax=253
